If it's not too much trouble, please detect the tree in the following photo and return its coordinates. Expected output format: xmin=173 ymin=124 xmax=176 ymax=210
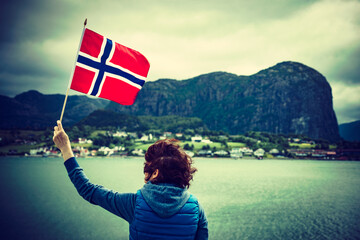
xmin=93 ymin=134 xmax=112 ymax=147
xmin=183 ymin=143 xmax=194 ymax=151
xmin=220 ymin=139 xmax=228 ymax=148
xmin=202 ymin=145 xmax=210 ymax=150
xmin=316 ymin=143 xmax=329 ymax=150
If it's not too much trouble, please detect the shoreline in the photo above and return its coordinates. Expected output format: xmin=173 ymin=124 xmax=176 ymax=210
xmin=0 ymin=155 xmax=358 ymax=161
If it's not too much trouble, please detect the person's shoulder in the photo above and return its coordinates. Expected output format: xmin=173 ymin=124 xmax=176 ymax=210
xmin=188 ymin=193 xmax=199 ymax=203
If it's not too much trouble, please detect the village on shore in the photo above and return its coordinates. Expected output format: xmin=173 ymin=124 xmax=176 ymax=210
xmin=2 ymin=129 xmax=359 ymax=160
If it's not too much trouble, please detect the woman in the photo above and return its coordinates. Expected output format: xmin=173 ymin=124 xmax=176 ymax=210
xmin=53 ymin=120 xmax=208 ymax=239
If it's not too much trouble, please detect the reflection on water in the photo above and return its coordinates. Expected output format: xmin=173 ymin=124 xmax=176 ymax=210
xmin=0 ymin=157 xmax=359 ymax=239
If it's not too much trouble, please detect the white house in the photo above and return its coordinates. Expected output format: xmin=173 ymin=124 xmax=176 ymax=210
xmin=254 ymin=148 xmax=265 ymax=157
xmin=241 ymin=147 xmax=253 ymax=156
xmin=132 ymin=149 xmax=145 ymax=156
xmin=201 ymin=139 xmax=212 ymax=144
xmin=113 ymin=131 xmax=128 ymax=137
xmin=175 ymin=133 xmax=183 ymax=138
xmin=139 ymin=134 xmax=153 ymax=142
xmin=78 ymin=138 xmax=93 ymax=144
xmin=191 ymin=135 xmax=203 ymax=142
xmin=98 ymin=146 xmax=113 ymax=156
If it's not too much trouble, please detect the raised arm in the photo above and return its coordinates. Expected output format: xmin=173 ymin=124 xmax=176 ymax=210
xmin=52 ymin=120 xmax=136 ymax=222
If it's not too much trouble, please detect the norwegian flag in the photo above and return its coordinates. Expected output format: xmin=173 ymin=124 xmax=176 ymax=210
xmin=70 ymin=28 xmax=150 ymax=105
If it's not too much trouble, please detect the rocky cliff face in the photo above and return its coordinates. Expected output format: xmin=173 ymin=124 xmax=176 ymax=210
xmin=107 ymin=61 xmax=340 ymax=142
xmin=243 ymin=62 xmax=339 ymax=142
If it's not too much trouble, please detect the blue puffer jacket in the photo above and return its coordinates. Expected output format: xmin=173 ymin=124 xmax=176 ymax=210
xmin=129 ymin=183 xmax=199 ymax=240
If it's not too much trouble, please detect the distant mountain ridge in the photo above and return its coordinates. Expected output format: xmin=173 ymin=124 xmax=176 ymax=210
xmin=0 ymin=90 xmax=109 ymax=129
xmin=0 ymin=61 xmax=340 ymax=142
xmin=339 ymin=120 xmax=360 ymax=141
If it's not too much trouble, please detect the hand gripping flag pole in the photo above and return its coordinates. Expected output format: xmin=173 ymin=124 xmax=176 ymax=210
xmin=59 ymin=18 xmax=88 ymax=123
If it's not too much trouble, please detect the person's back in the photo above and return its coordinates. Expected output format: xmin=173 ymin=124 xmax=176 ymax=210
xmin=129 ymin=139 xmax=206 ymax=239
xmin=53 ymin=121 xmax=208 ymax=239
xmin=130 ymin=186 xmax=199 ymax=239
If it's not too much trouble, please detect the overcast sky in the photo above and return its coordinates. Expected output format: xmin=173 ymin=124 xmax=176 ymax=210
xmin=0 ymin=0 xmax=359 ymax=124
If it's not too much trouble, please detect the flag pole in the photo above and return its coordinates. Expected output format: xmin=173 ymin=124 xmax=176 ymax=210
xmin=59 ymin=18 xmax=88 ymax=123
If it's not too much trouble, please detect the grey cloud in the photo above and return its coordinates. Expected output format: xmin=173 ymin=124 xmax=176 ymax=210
xmin=0 ymin=73 xmax=62 ymax=97
xmin=0 ymin=41 xmax=66 ymax=97
xmin=336 ymin=103 xmax=360 ymax=124
xmin=0 ymin=0 xmax=77 ymax=43
xmin=0 ymin=0 xmax=77 ymax=97
xmin=333 ymin=46 xmax=360 ymax=84
xmin=0 ymin=42 xmax=59 ymax=76
xmin=122 ymin=0 xmax=318 ymax=38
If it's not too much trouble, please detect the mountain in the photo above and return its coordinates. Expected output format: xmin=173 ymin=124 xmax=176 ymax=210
xmin=339 ymin=120 xmax=360 ymax=141
xmin=0 ymin=61 xmax=340 ymax=142
xmin=107 ymin=61 xmax=340 ymax=142
xmin=76 ymin=110 xmax=146 ymax=131
xmin=0 ymin=90 xmax=108 ymax=129
xmin=76 ymin=109 xmax=206 ymax=133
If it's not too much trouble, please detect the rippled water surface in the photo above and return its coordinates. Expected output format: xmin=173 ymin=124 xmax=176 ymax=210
xmin=0 ymin=157 xmax=359 ymax=239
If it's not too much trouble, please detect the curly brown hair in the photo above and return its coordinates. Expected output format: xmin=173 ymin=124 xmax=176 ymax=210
xmin=144 ymin=139 xmax=197 ymax=189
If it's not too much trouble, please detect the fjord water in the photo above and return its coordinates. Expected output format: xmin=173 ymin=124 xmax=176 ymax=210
xmin=0 ymin=157 xmax=359 ymax=240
